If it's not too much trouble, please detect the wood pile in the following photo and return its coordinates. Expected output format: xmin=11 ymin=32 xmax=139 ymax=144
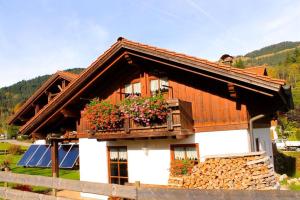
xmin=168 ymin=152 xmax=278 ymax=190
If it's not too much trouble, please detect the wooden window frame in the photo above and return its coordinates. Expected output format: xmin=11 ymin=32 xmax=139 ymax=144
xmin=123 ymin=78 xmax=142 ymax=98
xmin=170 ymin=143 xmax=200 ymax=164
xmin=107 ymin=146 xmax=128 ymax=185
xmin=149 ymin=77 xmax=169 ymax=96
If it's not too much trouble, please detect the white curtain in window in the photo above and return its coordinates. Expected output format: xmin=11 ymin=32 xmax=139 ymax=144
xmin=119 ymin=148 xmax=127 ymax=161
xmin=186 ymin=147 xmax=198 ymax=160
xmin=174 ymin=147 xmax=185 ymax=160
xmin=133 ymin=82 xmax=141 ymax=94
xmin=150 ymin=80 xmax=159 ymax=92
xmin=110 ymin=148 xmax=119 ymax=160
xmin=160 ymin=77 xmax=168 ymax=89
xmin=125 ymin=84 xmax=132 ymax=94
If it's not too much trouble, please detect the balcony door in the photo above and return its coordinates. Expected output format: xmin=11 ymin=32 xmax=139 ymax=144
xmin=107 ymin=146 xmax=128 ymax=185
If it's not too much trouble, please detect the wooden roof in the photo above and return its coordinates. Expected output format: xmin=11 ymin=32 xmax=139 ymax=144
xmin=8 ymin=71 xmax=79 ymax=125
xmin=244 ymin=66 xmax=268 ymax=76
xmin=14 ymin=37 xmax=291 ymax=135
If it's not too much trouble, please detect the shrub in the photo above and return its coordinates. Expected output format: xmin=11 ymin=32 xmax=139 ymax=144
xmin=8 ymin=144 xmax=22 ymax=155
xmin=0 ymin=155 xmax=12 ymax=170
xmin=170 ymin=159 xmax=194 ymax=176
xmin=12 ymin=184 xmax=33 ymax=192
xmin=84 ymin=99 xmax=124 ymax=130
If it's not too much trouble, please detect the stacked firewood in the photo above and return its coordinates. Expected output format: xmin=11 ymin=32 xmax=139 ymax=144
xmin=168 ymin=152 xmax=278 ymax=190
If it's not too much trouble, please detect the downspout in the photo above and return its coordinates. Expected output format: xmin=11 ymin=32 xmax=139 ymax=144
xmin=249 ymin=114 xmax=265 ymax=152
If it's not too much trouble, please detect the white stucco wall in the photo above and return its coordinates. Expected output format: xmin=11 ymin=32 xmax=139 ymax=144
xmin=79 ymin=138 xmax=109 ymax=200
xmin=79 ymin=129 xmax=250 ymax=200
xmin=34 ymin=139 xmax=46 ymax=144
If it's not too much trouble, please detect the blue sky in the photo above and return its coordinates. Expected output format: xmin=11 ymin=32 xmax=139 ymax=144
xmin=0 ymin=0 xmax=300 ymax=87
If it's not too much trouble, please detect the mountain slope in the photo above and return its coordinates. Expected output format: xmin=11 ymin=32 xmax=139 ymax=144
xmin=238 ymin=41 xmax=300 ymax=66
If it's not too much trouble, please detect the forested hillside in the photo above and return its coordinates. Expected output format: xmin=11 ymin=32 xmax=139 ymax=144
xmin=0 ymin=68 xmax=84 ymax=136
xmin=237 ymin=41 xmax=300 ymax=140
xmin=238 ymin=41 xmax=300 ymax=66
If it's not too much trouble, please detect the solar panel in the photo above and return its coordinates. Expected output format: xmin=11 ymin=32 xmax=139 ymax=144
xmin=27 ymin=145 xmax=49 ymax=167
xmin=17 ymin=145 xmax=39 ymax=166
xmin=60 ymin=145 xmax=79 ymax=168
xmin=48 ymin=144 xmax=72 ymax=167
xmin=36 ymin=145 xmax=51 ymax=167
xmin=18 ymin=143 xmax=79 ymax=169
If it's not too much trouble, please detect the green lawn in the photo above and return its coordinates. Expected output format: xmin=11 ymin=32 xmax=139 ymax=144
xmin=0 ymin=142 xmax=11 ymax=150
xmin=0 ymin=142 xmax=79 ymax=194
xmin=0 ymin=154 xmax=79 ymax=180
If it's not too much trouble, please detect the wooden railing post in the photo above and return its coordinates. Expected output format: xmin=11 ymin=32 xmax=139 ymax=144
xmin=124 ymin=117 xmax=130 ymax=133
xmin=167 ymin=112 xmax=173 ymax=131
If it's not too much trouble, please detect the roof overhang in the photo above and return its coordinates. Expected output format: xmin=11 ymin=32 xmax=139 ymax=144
xmin=15 ymin=37 xmax=292 ymax=135
xmin=8 ymin=71 xmax=78 ymax=125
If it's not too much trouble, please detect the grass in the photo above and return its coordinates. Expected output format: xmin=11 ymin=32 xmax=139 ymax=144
xmin=279 ymin=151 xmax=300 ymax=191
xmin=0 ymin=142 xmax=79 ymax=194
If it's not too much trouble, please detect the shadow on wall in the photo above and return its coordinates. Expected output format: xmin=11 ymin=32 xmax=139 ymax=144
xmin=273 ymin=143 xmax=296 ymax=176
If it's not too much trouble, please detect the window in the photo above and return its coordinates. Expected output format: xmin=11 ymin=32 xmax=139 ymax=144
xmin=171 ymin=144 xmax=199 ymax=164
xmin=124 ymin=82 xmax=141 ymax=98
xmin=108 ymin=146 xmax=128 ymax=185
xmin=150 ymin=77 xmax=168 ymax=96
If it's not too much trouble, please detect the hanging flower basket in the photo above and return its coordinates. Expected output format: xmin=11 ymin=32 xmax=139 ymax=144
xmin=84 ymin=94 xmax=170 ymax=131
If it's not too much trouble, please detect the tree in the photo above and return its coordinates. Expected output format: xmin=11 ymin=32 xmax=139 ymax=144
xmin=233 ymin=58 xmax=245 ymax=69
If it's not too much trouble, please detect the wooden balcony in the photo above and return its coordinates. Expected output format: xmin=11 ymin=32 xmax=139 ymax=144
xmin=76 ymin=98 xmax=194 ymax=140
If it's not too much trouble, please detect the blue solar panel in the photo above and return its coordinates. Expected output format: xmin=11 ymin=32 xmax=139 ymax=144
xmin=18 ymin=143 xmax=79 ymax=169
xmin=27 ymin=145 xmax=49 ymax=167
xmin=17 ymin=145 xmax=39 ymax=166
xmin=48 ymin=144 xmax=72 ymax=167
xmin=60 ymin=145 xmax=79 ymax=168
xmin=36 ymin=145 xmax=51 ymax=167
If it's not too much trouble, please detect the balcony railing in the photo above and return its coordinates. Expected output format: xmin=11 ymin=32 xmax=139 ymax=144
xmin=76 ymin=98 xmax=194 ymax=140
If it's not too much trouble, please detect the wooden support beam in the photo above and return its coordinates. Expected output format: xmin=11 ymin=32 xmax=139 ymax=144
xmin=60 ymin=109 xmax=78 ymax=118
xmin=124 ymin=53 xmax=133 ymax=65
xmin=51 ymin=140 xmax=59 ymax=178
xmin=34 ymin=104 xmax=40 ymax=115
xmin=228 ymin=83 xmax=238 ymax=98
xmin=51 ymin=139 xmax=59 ymax=196
xmin=62 ymin=80 xmax=66 ymax=89
xmin=57 ymin=85 xmax=63 ymax=92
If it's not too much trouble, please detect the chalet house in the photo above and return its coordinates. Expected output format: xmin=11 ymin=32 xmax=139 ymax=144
xmin=10 ymin=37 xmax=293 ymax=199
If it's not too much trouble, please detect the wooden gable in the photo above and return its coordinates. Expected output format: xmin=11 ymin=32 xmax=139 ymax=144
xmin=8 ymin=71 xmax=78 ymax=126
xmin=12 ymin=38 xmax=292 ymax=138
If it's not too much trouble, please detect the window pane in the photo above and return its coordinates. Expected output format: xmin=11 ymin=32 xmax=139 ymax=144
xmin=133 ymin=82 xmax=141 ymax=95
xmin=110 ymin=163 xmax=119 ymax=176
xmin=111 ymin=178 xmax=119 ymax=184
xmin=186 ymin=147 xmax=198 ymax=160
xmin=174 ymin=147 xmax=185 ymax=160
xmin=125 ymin=84 xmax=132 ymax=94
xmin=150 ymin=80 xmax=159 ymax=92
xmin=120 ymin=178 xmax=128 ymax=185
xmin=110 ymin=148 xmax=119 ymax=161
xmin=118 ymin=148 xmax=127 ymax=161
xmin=120 ymin=163 xmax=128 ymax=177
xmin=160 ymin=77 xmax=168 ymax=90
